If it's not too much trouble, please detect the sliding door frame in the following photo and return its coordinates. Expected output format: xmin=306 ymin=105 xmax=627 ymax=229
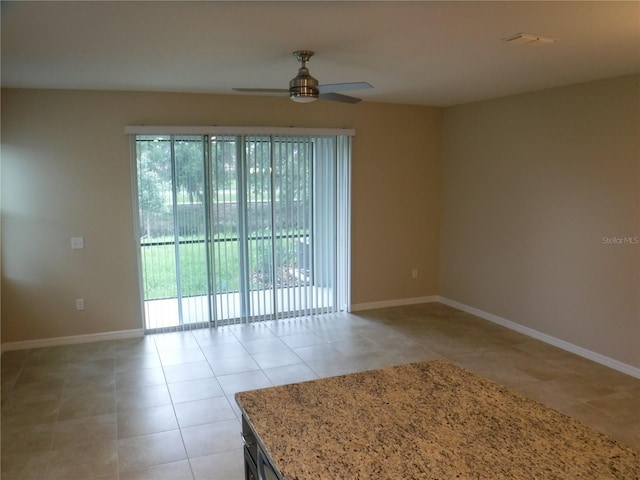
xmin=128 ymin=126 xmax=354 ymax=332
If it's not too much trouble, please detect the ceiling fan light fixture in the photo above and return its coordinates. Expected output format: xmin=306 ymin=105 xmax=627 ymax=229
xmin=290 ymin=92 xmax=318 ymax=103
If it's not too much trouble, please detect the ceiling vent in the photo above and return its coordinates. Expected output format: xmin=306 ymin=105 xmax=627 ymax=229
xmin=503 ymin=33 xmax=557 ymax=46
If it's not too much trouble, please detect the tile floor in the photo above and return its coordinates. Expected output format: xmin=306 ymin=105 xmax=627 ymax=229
xmin=1 ymin=303 xmax=638 ymax=479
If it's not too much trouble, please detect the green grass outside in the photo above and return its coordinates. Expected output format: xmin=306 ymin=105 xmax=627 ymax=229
xmin=141 ymin=235 xmax=304 ymax=300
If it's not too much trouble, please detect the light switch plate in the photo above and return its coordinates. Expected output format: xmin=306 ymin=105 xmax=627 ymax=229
xmin=75 ymin=298 xmax=85 ymax=310
xmin=71 ymin=237 xmax=84 ymax=250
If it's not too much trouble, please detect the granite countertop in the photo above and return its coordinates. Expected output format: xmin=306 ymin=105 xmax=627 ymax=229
xmin=235 ymin=360 xmax=639 ymax=479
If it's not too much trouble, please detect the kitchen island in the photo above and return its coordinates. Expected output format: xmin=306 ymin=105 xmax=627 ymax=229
xmin=235 ymin=360 xmax=638 ymax=479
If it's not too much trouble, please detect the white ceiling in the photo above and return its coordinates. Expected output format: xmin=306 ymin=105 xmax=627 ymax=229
xmin=1 ymin=1 xmax=638 ymax=107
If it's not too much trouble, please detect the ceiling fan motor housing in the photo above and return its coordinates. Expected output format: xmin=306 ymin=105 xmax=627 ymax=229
xmin=290 ymin=51 xmax=319 ymax=102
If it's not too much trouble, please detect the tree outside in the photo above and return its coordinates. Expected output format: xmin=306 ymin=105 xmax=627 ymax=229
xmin=136 ymin=135 xmax=312 ymax=301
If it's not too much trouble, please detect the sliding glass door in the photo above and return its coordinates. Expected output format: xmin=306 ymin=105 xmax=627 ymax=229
xmin=133 ymin=131 xmax=350 ymax=332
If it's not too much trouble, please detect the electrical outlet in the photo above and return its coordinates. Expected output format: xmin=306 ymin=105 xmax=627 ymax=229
xmin=75 ymin=298 xmax=85 ymax=311
xmin=71 ymin=237 xmax=84 ymax=250
xmin=411 ymin=269 xmax=418 ymax=279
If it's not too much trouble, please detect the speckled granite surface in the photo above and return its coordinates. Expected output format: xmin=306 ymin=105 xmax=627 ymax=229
xmin=236 ymin=360 xmax=639 ymax=479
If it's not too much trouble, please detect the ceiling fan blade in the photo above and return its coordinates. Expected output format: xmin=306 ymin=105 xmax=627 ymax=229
xmin=317 ymin=82 xmax=373 ymax=94
xmin=232 ymin=88 xmax=289 ymax=93
xmin=319 ymin=92 xmax=362 ymax=104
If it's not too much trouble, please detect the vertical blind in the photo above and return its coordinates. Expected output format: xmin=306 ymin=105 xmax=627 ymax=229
xmin=130 ymin=129 xmax=352 ymax=332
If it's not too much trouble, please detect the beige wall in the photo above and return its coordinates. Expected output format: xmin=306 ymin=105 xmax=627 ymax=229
xmin=1 ymin=89 xmax=442 ymax=343
xmin=4 ymin=76 xmax=637 ymax=369
xmin=440 ymin=75 xmax=640 ymax=368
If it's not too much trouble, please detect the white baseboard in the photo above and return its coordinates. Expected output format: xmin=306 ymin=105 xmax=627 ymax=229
xmin=437 ymin=296 xmax=640 ymax=379
xmin=1 ymin=329 xmax=144 ymax=353
xmin=350 ymin=295 xmax=439 ymax=312
xmin=4 ymin=298 xmax=636 ymax=379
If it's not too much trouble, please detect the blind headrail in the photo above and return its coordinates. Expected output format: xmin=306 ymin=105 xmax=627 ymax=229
xmin=124 ymin=126 xmax=355 ymax=136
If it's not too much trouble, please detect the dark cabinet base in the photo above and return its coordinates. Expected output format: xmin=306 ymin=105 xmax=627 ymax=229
xmin=244 ymin=445 xmax=258 ymax=480
xmin=242 ymin=414 xmax=282 ymax=480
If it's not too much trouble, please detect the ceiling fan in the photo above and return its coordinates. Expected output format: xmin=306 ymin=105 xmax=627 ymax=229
xmin=233 ymin=51 xmax=373 ymax=104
